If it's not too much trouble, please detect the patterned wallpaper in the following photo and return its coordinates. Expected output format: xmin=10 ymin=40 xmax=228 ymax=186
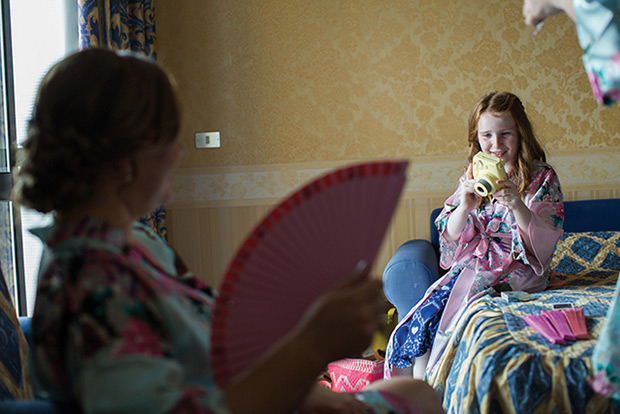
xmin=155 ymin=0 xmax=620 ymax=285
xmin=157 ymin=0 xmax=620 ymax=170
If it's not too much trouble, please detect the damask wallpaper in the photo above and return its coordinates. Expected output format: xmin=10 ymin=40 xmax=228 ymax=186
xmin=155 ymin=0 xmax=620 ymax=286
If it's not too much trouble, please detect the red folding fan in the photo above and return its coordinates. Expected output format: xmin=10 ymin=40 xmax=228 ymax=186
xmin=211 ymin=160 xmax=409 ymax=386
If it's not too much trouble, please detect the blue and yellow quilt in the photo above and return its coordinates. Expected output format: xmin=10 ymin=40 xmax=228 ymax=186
xmin=428 ymin=231 xmax=620 ymax=414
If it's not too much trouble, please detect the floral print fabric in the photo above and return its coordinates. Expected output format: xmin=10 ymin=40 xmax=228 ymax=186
xmin=591 ymin=278 xmax=620 ymax=400
xmin=354 ymin=390 xmax=422 ymax=414
xmin=29 ymin=218 xmax=418 ymax=413
xmin=29 ymin=218 xmax=229 ymax=413
xmin=573 ymin=0 xmax=620 ymax=399
xmin=385 ymin=161 xmax=563 ymax=376
xmin=436 ymin=162 xmax=564 ymax=297
xmin=574 ymin=0 xmax=620 ymax=105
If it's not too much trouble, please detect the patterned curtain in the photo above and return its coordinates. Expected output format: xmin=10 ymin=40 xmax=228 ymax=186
xmin=0 ymin=44 xmax=16 ymax=302
xmin=78 ymin=0 xmax=156 ymax=58
xmin=77 ymin=0 xmax=168 ymax=241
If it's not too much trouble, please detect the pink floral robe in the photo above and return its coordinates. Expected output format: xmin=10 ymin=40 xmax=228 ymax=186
xmin=385 ymin=161 xmax=564 ymax=378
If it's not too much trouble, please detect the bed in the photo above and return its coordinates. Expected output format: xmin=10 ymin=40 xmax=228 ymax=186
xmin=387 ymin=198 xmax=620 ymax=413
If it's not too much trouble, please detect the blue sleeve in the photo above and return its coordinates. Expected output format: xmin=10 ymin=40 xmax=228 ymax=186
xmin=574 ymin=0 xmax=620 ymax=105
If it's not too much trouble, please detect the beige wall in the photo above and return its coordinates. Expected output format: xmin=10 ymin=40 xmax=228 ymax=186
xmin=155 ymin=0 xmax=620 ymax=287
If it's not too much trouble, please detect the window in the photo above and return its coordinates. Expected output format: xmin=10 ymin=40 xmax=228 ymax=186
xmin=0 ymin=0 xmax=78 ymax=315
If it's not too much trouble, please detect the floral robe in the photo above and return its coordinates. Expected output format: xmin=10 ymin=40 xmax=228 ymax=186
xmin=575 ymin=0 xmax=620 ymax=400
xmin=575 ymin=0 xmax=620 ymax=105
xmin=30 ymin=219 xmax=230 ymax=414
xmin=29 ymin=218 xmax=420 ymax=414
xmin=592 ymin=281 xmax=620 ymax=401
xmin=385 ymin=161 xmax=564 ymax=378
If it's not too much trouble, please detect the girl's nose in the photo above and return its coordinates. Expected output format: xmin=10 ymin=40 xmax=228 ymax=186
xmin=490 ymin=134 xmax=500 ymax=148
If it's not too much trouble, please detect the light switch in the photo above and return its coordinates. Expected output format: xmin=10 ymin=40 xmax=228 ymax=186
xmin=195 ymin=132 xmax=220 ymax=148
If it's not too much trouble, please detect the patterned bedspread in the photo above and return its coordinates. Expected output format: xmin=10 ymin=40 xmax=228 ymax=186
xmin=427 ymin=231 xmax=620 ymax=414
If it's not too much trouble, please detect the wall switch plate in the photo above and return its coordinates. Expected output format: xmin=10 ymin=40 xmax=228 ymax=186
xmin=195 ymin=131 xmax=220 ymax=148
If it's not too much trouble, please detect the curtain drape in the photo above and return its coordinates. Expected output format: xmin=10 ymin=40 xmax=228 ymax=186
xmin=0 ymin=52 xmax=14 ymax=300
xmin=77 ymin=0 xmax=169 ymax=241
xmin=78 ymin=0 xmax=157 ymax=58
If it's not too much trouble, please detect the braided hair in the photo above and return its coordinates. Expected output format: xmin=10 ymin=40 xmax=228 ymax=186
xmin=13 ymin=48 xmax=180 ymax=214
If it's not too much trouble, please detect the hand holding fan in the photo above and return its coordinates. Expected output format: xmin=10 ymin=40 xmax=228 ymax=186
xmin=211 ymin=160 xmax=409 ymax=386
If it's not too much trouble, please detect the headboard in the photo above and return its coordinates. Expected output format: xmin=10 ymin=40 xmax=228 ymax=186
xmin=429 ymin=198 xmax=620 ymax=252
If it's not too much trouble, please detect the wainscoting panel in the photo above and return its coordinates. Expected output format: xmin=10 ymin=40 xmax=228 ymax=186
xmin=167 ymin=151 xmax=620 ymax=289
xmin=167 ymin=197 xmax=445 ymax=289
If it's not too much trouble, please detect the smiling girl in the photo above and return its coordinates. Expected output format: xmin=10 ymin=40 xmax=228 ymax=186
xmin=385 ymin=91 xmax=564 ymax=378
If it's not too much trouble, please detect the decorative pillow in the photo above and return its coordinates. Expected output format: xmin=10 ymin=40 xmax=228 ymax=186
xmin=327 ymin=358 xmax=384 ymax=392
xmin=549 ymin=231 xmax=620 ymax=286
xmin=0 ymin=271 xmax=33 ymax=400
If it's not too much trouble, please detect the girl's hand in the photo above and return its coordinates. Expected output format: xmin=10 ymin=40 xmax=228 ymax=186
xmin=522 ymin=0 xmax=575 ymax=26
xmin=296 ymin=264 xmax=385 ymax=363
xmin=492 ymin=179 xmax=524 ymax=210
xmin=224 ymin=266 xmax=384 ymax=414
xmin=444 ymin=164 xmax=480 ymax=241
xmin=494 ymin=179 xmax=534 ymax=253
xmin=460 ymin=163 xmax=480 ymax=212
xmin=299 ymin=384 xmax=370 ymax=414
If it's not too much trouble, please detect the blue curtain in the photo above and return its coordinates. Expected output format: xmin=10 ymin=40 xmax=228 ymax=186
xmin=78 ymin=0 xmax=157 ymax=58
xmin=77 ymin=0 xmax=168 ymax=241
xmin=0 ymin=44 xmax=16 ymax=302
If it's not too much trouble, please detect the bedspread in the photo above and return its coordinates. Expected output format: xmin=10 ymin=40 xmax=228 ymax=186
xmin=427 ymin=231 xmax=620 ymax=414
